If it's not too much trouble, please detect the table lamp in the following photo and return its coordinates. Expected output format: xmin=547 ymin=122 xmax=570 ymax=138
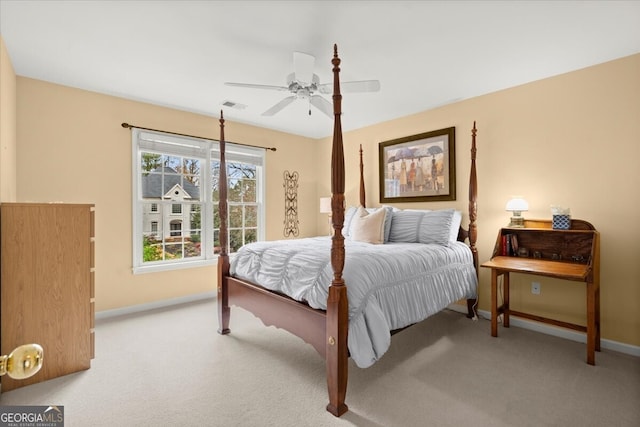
xmin=506 ymin=197 xmax=528 ymax=228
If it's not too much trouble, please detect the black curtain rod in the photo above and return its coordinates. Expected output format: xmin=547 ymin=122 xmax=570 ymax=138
xmin=121 ymin=122 xmax=277 ymax=152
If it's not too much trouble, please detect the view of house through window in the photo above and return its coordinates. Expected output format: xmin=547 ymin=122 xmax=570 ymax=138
xmin=132 ymin=129 xmax=265 ymax=273
xmin=139 ymin=154 xmax=203 ymax=263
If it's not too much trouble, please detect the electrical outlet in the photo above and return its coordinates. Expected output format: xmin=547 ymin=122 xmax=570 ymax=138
xmin=531 ymin=281 xmax=541 ymax=295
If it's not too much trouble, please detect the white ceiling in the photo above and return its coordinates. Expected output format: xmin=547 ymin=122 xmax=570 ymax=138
xmin=1 ymin=1 xmax=639 ymax=139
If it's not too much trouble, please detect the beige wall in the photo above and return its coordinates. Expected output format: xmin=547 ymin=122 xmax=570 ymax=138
xmin=0 ymin=37 xmax=17 ymax=202
xmin=14 ymin=77 xmax=318 ymax=312
xmin=316 ymin=54 xmax=640 ymax=347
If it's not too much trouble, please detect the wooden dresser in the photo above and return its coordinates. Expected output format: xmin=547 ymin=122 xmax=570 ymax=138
xmin=0 ymin=203 xmax=95 ymax=391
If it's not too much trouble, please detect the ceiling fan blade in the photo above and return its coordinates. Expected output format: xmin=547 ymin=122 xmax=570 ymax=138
xmin=293 ymin=51 xmax=315 ymax=85
xmin=262 ymin=96 xmax=296 ymax=116
xmin=225 ymin=82 xmax=289 ymax=91
xmin=310 ymin=95 xmax=333 ymax=118
xmin=317 ymin=80 xmax=381 ymax=94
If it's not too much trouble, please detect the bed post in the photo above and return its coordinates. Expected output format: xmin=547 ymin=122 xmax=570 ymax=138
xmin=217 ymin=111 xmax=231 ymax=334
xmin=466 ymin=121 xmax=478 ymax=318
xmin=359 ymin=144 xmax=366 ymax=207
xmin=326 ymin=44 xmax=349 ymax=417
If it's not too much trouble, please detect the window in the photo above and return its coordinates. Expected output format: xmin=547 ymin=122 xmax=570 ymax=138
xmin=212 ymin=159 xmax=259 ymax=254
xmin=132 ymin=129 xmax=265 ymax=273
xmin=170 ymin=220 xmax=182 ymax=237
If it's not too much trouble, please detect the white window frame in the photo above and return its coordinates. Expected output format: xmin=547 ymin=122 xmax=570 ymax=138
xmin=132 ymin=129 xmax=265 ymax=274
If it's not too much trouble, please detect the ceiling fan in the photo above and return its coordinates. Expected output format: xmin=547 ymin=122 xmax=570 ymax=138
xmin=224 ymin=51 xmax=380 ymax=117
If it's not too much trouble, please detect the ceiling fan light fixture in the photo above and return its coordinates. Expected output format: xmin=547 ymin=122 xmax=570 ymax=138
xmin=226 ymin=51 xmax=380 ymax=118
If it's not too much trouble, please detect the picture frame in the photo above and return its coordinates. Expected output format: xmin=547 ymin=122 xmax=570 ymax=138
xmin=379 ymin=127 xmax=456 ymax=203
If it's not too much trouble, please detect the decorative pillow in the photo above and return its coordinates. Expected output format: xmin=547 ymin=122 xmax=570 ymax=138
xmin=343 ymin=206 xmax=393 ymax=242
xmin=388 ymin=210 xmax=426 ymax=243
xmin=374 ymin=206 xmax=393 ymax=243
xmin=342 ymin=206 xmax=358 ymax=238
xmin=389 ymin=208 xmax=457 ymax=245
xmin=381 ymin=204 xmax=402 ymax=213
xmin=349 ymin=206 xmax=386 ymax=244
xmin=417 ymin=209 xmax=455 ymax=245
xmin=450 ymin=210 xmax=462 ymax=242
xmin=380 ymin=205 xmax=399 ymax=242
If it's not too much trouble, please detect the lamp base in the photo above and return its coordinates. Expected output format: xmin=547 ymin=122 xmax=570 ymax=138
xmin=508 ymin=216 xmax=525 ymax=228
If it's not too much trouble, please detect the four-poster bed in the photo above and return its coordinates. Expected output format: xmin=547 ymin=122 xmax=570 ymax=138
xmin=217 ymin=45 xmax=479 ymax=417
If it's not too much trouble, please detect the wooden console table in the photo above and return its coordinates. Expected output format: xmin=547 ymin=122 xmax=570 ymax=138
xmin=481 ymin=219 xmax=600 ymax=365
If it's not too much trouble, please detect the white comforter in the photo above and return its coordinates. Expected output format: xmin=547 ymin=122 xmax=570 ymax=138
xmin=230 ymin=237 xmax=477 ymax=368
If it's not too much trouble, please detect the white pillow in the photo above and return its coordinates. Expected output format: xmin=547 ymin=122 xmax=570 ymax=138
xmin=343 ymin=205 xmax=393 ymax=242
xmin=342 ymin=206 xmax=358 ymax=238
xmin=381 ymin=204 xmax=402 ymax=212
xmin=373 ymin=206 xmax=393 ymax=242
xmin=389 ymin=208 xmax=459 ymax=245
xmin=349 ymin=206 xmax=386 ymax=244
xmin=417 ymin=209 xmax=455 ymax=246
xmin=388 ymin=210 xmax=425 ymax=243
xmin=450 ymin=210 xmax=462 ymax=242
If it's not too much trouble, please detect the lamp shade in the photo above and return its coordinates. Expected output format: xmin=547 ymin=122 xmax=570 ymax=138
xmin=505 ymin=197 xmax=529 ymax=212
xmin=320 ymin=197 xmax=332 ymax=213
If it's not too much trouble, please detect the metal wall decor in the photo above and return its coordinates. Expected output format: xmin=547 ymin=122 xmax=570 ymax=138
xmin=283 ymin=170 xmax=300 ymax=237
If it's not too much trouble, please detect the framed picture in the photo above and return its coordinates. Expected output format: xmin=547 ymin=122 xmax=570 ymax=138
xmin=379 ymin=127 xmax=456 ymax=203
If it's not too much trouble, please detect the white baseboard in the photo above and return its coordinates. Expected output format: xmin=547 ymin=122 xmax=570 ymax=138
xmin=446 ymin=304 xmax=640 ymax=358
xmin=95 ymin=291 xmax=216 ymax=320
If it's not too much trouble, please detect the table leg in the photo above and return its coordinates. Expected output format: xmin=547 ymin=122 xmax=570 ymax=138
xmin=595 ymin=281 xmax=601 ymax=352
xmin=586 ymin=281 xmax=596 ymax=365
xmin=503 ymin=272 xmax=510 ymax=328
xmin=491 ymin=269 xmax=498 ymax=337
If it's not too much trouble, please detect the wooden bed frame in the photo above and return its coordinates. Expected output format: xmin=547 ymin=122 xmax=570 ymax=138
xmin=217 ymin=45 xmax=478 ymax=417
